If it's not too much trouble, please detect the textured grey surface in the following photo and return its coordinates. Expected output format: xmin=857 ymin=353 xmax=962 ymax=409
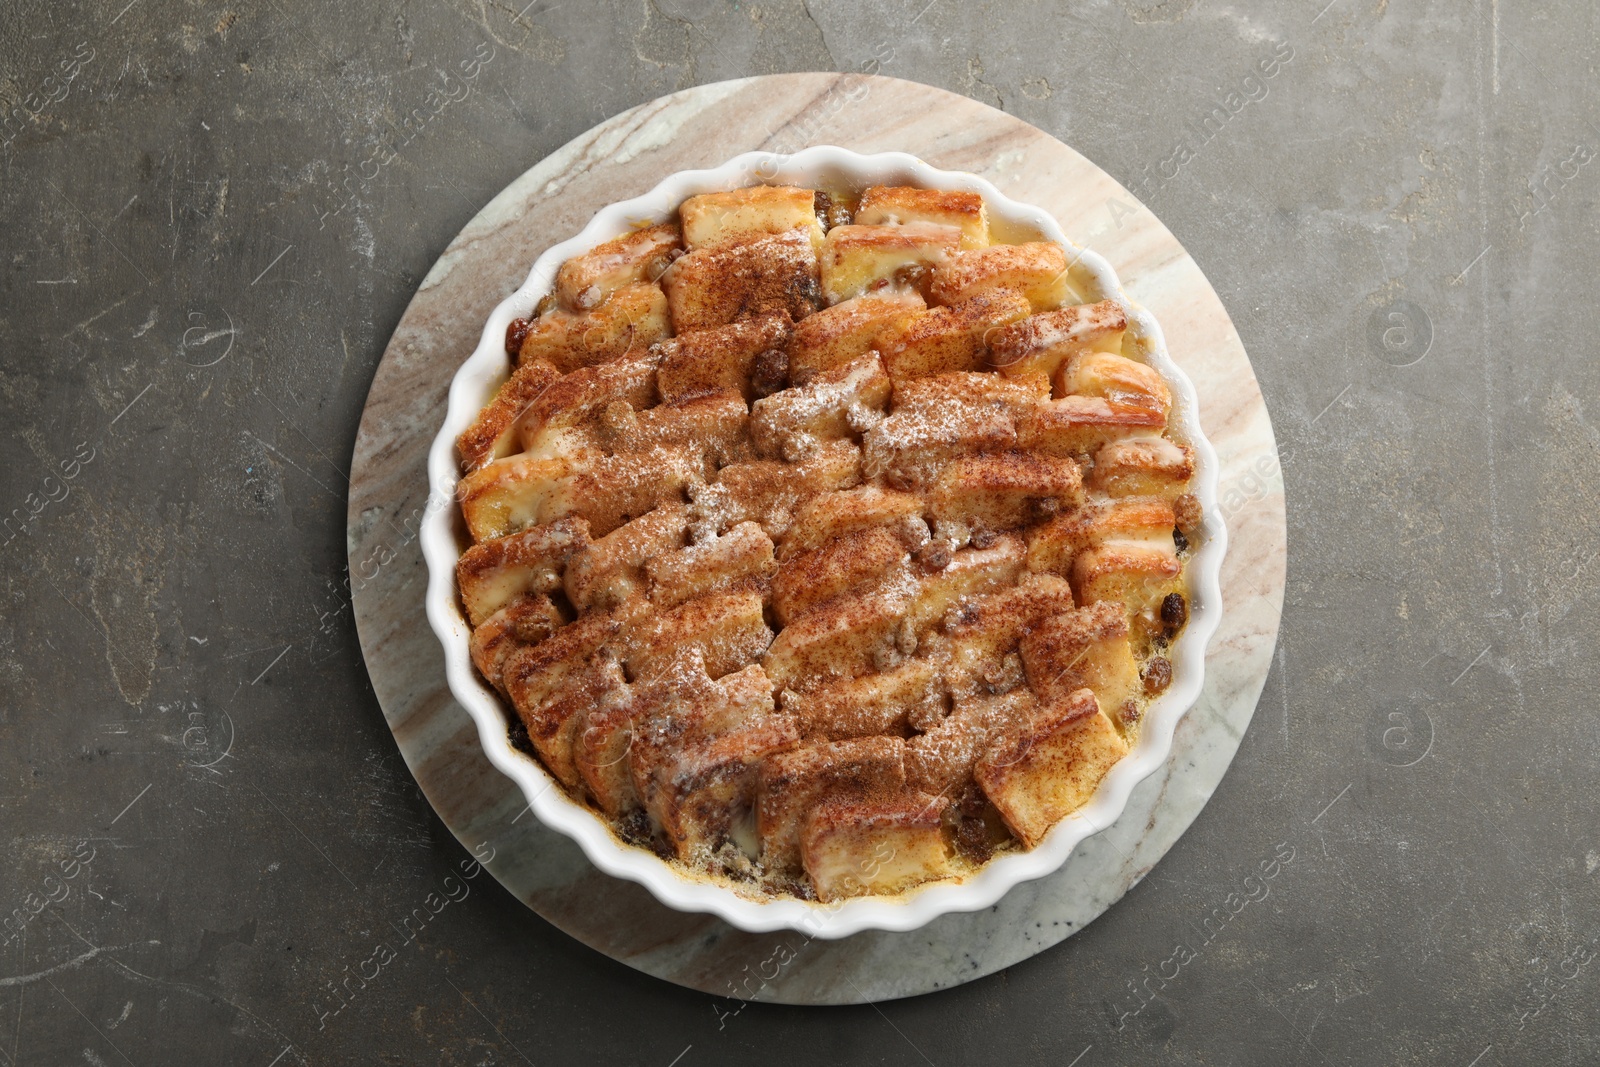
xmin=0 ymin=1 xmax=1595 ymax=1064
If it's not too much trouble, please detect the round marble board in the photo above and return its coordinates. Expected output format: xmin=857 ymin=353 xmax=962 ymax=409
xmin=347 ymin=73 xmax=1286 ymax=1005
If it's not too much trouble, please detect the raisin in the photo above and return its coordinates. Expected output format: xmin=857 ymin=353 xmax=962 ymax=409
xmin=1173 ymin=526 xmax=1189 ymax=553
xmin=505 ymin=317 xmax=532 ymax=356
xmin=814 ymin=190 xmax=835 ymax=230
xmin=1142 ymin=656 xmax=1172 ymax=695
xmin=1161 ymin=593 xmax=1188 ymax=633
xmin=751 ymin=347 xmax=789 ymax=397
xmin=971 ymin=528 xmax=998 ymax=550
xmin=956 ymin=815 xmax=992 ymax=864
xmin=914 ymin=542 xmax=952 ymax=572
xmin=1032 ymin=497 xmax=1061 ymax=520
xmin=893 ymin=262 xmax=930 ymax=292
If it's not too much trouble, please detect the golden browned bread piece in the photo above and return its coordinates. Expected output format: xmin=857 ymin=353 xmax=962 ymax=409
xmin=819 ymin=222 xmax=961 ymax=304
xmin=656 ymin=313 xmax=792 ymax=404
xmin=457 ymin=358 xmax=562 ymax=471
xmin=661 ymin=228 xmax=822 ymax=332
xmin=757 ymin=736 xmax=907 ymax=870
xmin=456 ymin=516 xmax=591 ymax=626
xmin=680 ymin=186 xmax=822 ymax=251
xmin=786 ymin=291 xmax=924 ymax=382
xmin=802 ymin=791 xmax=952 ymax=901
xmin=976 ymin=689 xmax=1129 ymax=848
xmin=518 ymin=282 xmax=671 ymax=373
xmin=877 ymin=289 xmax=1032 ymax=380
xmin=988 ymin=299 xmax=1126 ymax=380
xmin=854 ymin=185 xmax=990 ymax=249
xmin=928 ymin=242 xmax=1073 ymax=310
xmin=555 ymin=223 xmax=681 ymax=310
xmin=454 ymin=182 xmax=1199 ymax=901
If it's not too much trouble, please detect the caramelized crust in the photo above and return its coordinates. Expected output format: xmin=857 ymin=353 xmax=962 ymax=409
xmin=786 ymin=291 xmax=924 ymax=382
xmin=457 ymin=358 xmax=562 ymax=471
xmin=988 ymin=299 xmax=1126 ymax=380
xmin=877 ymin=289 xmax=1032 ymax=381
xmin=855 ymin=186 xmax=989 ymax=249
xmin=657 ymin=313 xmax=792 ymax=404
xmin=555 ymin=223 xmax=681 ymax=310
xmin=518 ymin=282 xmax=671 ymax=373
xmin=454 ymin=182 xmax=1199 ymax=900
xmin=929 ymin=242 xmax=1072 ymax=309
xmin=662 ymin=228 xmax=822 ymax=332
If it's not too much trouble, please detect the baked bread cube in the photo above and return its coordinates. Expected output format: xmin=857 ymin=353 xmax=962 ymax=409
xmin=564 ymin=504 xmax=688 ymax=612
xmin=555 ymin=223 xmax=681 ymax=310
xmin=457 ymin=358 xmax=561 ymax=471
xmin=502 ymin=606 xmax=638 ymax=789
xmin=517 ymin=282 xmax=671 ymax=373
xmin=801 ymin=791 xmax=952 ymax=901
xmin=1069 ymin=540 xmax=1182 ymax=631
xmin=854 ymin=186 xmax=989 ymax=249
xmin=1025 ymin=498 xmax=1176 ymax=574
xmin=877 ymin=290 xmax=1032 ymax=381
xmin=456 ymin=516 xmax=591 ymax=626
xmin=592 ymin=391 xmax=754 ymax=473
xmin=927 ymin=573 xmax=1075 ymax=698
xmin=1058 ymin=350 xmax=1169 ymax=413
xmin=902 ymin=534 xmax=1026 ymax=637
xmin=928 ymin=242 xmax=1071 ymax=309
xmin=770 ymin=524 xmax=908 ymax=624
xmin=779 ymin=485 xmax=922 ymax=560
xmin=650 ymin=716 xmax=801 ymax=859
xmin=862 ymin=404 xmax=1016 ymax=489
xmin=626 ymin=590 xmax=773 ymax=683
xmin=761 ymin=582 xmax=909 ymax=691
xmin=458 ymin=447 xmax=697 ymax=541
xmin=750 ymin=353 xmax=891 ymax=459
xmin=1018 ymin=600 xmax=1139 ymax=716
xmin=680 ymin=186 xmax=821 ymax=250
xmin=786 ymin=291 xmax=924 ymax=382
xmin=757 ymin=736 xmax=907 ymax=869
xmin=656 ymin=313 xmax=792 ymax=404
xmin=905 ymin=688 xmax=1037 ymax=796
xmin=645 ymin=520 xmax=777 ymax=609
xmin=819 ymin=222 xmax=961 ymax=304
xmin=661 ymin=228 xmax=822 ymax=332
xmin=781 ymin=657 xmax=943 ymax=740
xmin=1087 ymin=436 xmax=1195 ymax=499
xmin=516 ymin=346 xmax=665 ymax=458
xmin=468 ymin=593 xmax=568 ymax=692
xmin=1017 ymin=395 xmax=1166 ymax=459
xmin=988 ymin=300 xmax=1126 ymax=380
xmin=976 ymin=689 xmax=1129 ymax=847
xmin=925 ymin=451 xmax=1084 ymax=533
xmin=628 ymin=663 xmax=796 ymax=858
xmin=577 ymin=647 xmax=717 ymax=817
xmin=890 ymin=371 xmax=1050 ymax=422
xmin=690 ymin=440 xmax=861 ymax=537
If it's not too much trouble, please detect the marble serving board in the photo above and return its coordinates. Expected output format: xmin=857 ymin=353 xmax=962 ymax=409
xmin=346 ymin=72 xmax=1287 ymax=1005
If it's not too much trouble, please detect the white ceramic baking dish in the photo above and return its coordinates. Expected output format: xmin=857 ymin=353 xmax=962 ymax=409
xmin=419 ymin=146 xmax=1227 ymax=939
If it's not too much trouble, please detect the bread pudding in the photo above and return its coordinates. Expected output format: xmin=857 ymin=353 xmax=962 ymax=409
xmin=453 ymin=182 xmax=1200 ymax=902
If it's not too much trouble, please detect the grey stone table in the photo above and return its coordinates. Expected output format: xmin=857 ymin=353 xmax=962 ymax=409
xmin=2 ymin=2 xmax=1595 ymax=1065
